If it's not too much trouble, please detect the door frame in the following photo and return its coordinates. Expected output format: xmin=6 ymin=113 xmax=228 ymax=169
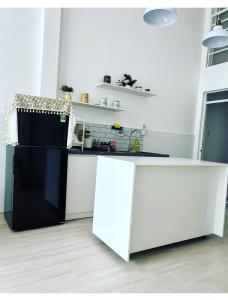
xmin=197 ymin=88 xmax=228 ymax=160
xmin=197 ymin=92 xmax=207 ymax=159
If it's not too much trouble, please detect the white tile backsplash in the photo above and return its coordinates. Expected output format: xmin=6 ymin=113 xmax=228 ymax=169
xmin=85 ymin=123 xmax=144 ymax=151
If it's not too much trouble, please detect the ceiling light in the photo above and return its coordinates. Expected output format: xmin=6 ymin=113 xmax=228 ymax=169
xmin=143 ymin=8 xmax=177 ymax=27
xmin=202 ymin=18 xmax=228 ymax=48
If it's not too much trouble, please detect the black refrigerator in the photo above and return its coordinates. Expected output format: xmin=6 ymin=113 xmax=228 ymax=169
xmin=4 ymin=111 xmax=69 ymax=231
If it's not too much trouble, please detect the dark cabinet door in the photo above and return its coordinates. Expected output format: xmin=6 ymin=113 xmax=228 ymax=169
xmin=12 ymin=146 xmax=68 ymax=230
xmin=17 ymin=112 xmax=69 ymax=147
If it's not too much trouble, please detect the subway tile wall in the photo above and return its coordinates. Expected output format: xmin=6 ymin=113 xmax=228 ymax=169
xmin=85 ymin=123 xmax=144 ymax=152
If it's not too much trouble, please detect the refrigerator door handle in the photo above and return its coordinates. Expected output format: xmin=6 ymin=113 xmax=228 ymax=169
xmin=13 ymin=155 xmax=15 ymax=174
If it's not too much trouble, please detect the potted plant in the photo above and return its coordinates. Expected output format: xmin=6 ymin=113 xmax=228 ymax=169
xmin=60 ymin=85 xmax=74 ymax=101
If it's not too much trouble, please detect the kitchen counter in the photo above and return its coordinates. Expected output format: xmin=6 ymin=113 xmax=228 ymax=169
xmin=68 ymin=148 xmax=169 ymax=157
xmin=93 ymin=156 xmax=228 ymax=261
xmin=66 ymin=150 xmax=167 ymax=220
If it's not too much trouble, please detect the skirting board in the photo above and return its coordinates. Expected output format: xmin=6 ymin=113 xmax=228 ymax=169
xmin=65 ymin=212 xmax=93 ymax=220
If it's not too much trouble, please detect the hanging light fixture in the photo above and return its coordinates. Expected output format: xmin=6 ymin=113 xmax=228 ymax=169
xmin=143 ymin=8 xmax=177 ymax=27
xmin=202 ymin=17 xmax=228 ymax=48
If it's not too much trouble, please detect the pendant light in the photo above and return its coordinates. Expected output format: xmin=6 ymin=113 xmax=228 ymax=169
xmin=202 ymin=17 xmax=228 ymax=48
xmin=143 ymin=8 xmax=177 ymax=27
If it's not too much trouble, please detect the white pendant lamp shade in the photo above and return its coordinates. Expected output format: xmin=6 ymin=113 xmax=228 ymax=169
xmin=202 ymin=21 xmax=228 ymax=48
xmin=143 ymin=8 xmax=177 ymax=27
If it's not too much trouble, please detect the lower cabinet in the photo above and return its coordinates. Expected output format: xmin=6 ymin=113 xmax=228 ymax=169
xmin=66 ymin=155 xmax=97 ymax=220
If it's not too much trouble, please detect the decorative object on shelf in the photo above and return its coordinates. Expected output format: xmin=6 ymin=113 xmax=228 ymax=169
xmin=121 ymin=74 xmax=137 ymax=87
xmin=80 ymin=93 xmax=89 ymax=103
xmin=2 ymin=94 xmax=76 ymax=148
xmin=99 ymin=97 xmax=107 ymax=106
xmin=103 ymin=75 xmax=111 ymax=83
xmin=60 ymin=85 xmax=74 ymax=101
xmin=143 ymin=8 xmax=177 ymax=27
xmin=135 ymin=86 xmax=142 ymax=91
xmin=115 ymin=80 xmax=122 ymax=86
xmin=202 ymin=15 xmax=228 ymax=48
xmin=111 ymin=100 xmax=120 ymax=109
xmin=96 ymin=82 xmax=155 ymax=97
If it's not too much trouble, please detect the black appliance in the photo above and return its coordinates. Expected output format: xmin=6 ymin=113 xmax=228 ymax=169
xmin=4 ymin=111 xmax=69 ymax=231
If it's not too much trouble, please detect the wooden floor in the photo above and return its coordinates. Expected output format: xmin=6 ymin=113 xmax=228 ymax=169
xmin=0 ymin=209 xmax=228 ymax=293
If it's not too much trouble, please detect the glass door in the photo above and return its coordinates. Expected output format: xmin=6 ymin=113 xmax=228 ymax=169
xmin=202 ymin=101 xmax=228 ymax=163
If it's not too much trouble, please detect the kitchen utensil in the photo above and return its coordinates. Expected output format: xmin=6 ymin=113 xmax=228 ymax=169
xmin=84 ymin=130 xmax=92 ymax=149
xmin=110 ymin=140 xmax=116 ymax=152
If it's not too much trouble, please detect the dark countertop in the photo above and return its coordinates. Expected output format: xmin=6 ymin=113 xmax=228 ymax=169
xmin=68 ymin=148 xmax=169 ymax=157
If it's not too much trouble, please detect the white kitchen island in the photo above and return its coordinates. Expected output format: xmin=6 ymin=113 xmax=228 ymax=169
xmin=93 ymin=156 xmax=228 ymax=261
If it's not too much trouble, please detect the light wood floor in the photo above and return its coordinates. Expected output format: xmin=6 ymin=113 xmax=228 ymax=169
xmin=0 ymin=209 xmax=228 ymax=293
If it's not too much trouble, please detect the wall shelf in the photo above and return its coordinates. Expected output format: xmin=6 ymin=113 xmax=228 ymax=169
xmin=72 ymin=101 xmax=125 ymax=112
xmin=96 ymin=82 xmax=155 ymax=97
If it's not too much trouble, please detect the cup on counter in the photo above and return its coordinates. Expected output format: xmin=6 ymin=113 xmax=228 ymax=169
xmin=111 ymin=100 xmax=120 ymax=109
xmin=99 ymin=97 xmax=107 ymax=106
xmin=103 ymin=75 xmax=111 ymax=83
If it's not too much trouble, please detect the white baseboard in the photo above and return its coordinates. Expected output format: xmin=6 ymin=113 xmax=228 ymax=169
xmin=65 ymin=211 xmax=93 ymax=220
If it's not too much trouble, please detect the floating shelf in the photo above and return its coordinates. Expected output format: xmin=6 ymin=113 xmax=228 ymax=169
xmin=96 ymin=82 xmax=155 ymax=97
xmin=72 ymin=101 xmax=125 ymax=112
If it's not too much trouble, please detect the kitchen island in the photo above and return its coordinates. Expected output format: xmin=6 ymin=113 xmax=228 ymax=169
xmin=93 ymin=156 xmax=228 ymax=261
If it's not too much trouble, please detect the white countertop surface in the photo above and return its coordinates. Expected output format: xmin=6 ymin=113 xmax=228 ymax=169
xmin=98 ymin=156 xmax=228 ymax=167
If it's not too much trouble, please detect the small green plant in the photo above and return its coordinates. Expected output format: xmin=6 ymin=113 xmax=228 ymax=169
xmin=60 ymin=85 xmax=74 ymax=93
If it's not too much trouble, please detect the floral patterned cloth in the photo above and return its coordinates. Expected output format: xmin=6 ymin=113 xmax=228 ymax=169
xmin=14 ymin=94 xmax=72 ymax=114
xmin=2 ymin=94 xmax=76 ymax=148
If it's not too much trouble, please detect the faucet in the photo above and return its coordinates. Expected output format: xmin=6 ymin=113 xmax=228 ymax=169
xmin=128 ymin=129 xmax=142 ymax=151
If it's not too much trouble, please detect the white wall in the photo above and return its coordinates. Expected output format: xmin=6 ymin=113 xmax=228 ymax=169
xmin=39 ymin=9 xmax=61 ymax=97
xmin=58 ymin=8 xmax=205 ymax=152
xmin=0 ymin=8 xmax=44 ymax=212
xmin=0 ymin=8 xmax=206 ymax=212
